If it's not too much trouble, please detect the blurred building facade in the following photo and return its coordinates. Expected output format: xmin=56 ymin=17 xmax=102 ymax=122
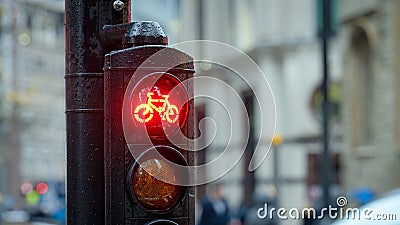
xmin=3 ymin=0 xmax=398 ymax=222
xmin=339 ymin=0 xmax=400 ymax=195
xmin=178 ymin=0 xmax=343 ymax=224
xmin=0 ymin=0 xmax=65 ymax=207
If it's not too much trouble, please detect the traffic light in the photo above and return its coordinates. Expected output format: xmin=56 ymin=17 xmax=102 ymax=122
xmin=104 ymin=21 xmax=195 ymax=225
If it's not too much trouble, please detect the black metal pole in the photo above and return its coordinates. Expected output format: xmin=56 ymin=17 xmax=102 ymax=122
xmin=65 ymin=1 xmax=126 ymax=224
xmin=321 ymin=0 xmax=332 ymax=208
xmin=273 ymin=145 xmax=280 ymax=225
xmin=8 ymin=0 xmax=22 ymax=209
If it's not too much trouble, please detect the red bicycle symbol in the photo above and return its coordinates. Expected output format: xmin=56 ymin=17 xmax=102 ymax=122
xmin=134 ymin=91 xmax=179 ymax=124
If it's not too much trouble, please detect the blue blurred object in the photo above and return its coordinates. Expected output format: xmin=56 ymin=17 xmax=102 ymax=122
xmin=332 ymin=189 xmax=400 ymax=225
xmin=348 ymin=187 xmax=375 ymax=205
xmin=51 ymin=207 xmax=66 ymax=224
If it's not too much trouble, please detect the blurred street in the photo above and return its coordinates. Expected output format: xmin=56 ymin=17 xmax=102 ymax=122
xmin=1 ymin=0 xmax=400 ymax=225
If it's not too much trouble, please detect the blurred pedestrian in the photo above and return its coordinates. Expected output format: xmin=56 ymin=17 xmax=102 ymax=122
xmin=244 ymin=191 xmax=277 ymax=225
xmin=236 ymin=201 xmax=247 ymax=224
xmin=302 ymin=203 xmax=317 ymax=225
xmin=198 ymin=183 xmax=230 ymax=225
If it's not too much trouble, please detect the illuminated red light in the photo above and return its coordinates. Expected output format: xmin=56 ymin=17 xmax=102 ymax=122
xmin=131 ymin=73 xmax=188 ymax=139
xmin=36 ymin=182 xmax=48 ymax=195
xmin=133 ymin=92 xmax=179 ymax=124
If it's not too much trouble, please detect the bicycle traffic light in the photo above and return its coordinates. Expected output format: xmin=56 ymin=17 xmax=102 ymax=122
xmin=104 ymin=21 xmax=194 ymax=225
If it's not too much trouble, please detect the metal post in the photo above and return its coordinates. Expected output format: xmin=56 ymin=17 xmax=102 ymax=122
xmin=321 ymin=0 xmax=332 ymax=209
xmin=273 ymin=144 xmax=280 ymax=225
xmin=65 ymin=1 xmax=127 ymax=224
xmin=273 ymin=145 xmax=279 ymax=207
xmin=7 ymin=0 xmax=22 ymax=209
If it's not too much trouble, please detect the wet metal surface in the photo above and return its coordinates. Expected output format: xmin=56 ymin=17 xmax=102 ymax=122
xmin=104 ymin=45 xmax=195 ymax=224
xmin=101 ymin=21 xmax=168 ymax=47
xmin=65 ymin=0 xmax=125 ymax=224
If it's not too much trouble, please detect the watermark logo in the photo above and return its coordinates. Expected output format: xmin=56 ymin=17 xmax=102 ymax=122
xmin=257 ymin=196 xmax=398 ymax=221
xmin=336 ymin=196 xmax=348 ymax=207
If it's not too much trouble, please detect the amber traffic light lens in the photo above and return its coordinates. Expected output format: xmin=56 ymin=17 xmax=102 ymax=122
xmin=133 ymin=158 xmax=183 ymax=211
xmin=130 ymin=146 xmax=188 ymax=212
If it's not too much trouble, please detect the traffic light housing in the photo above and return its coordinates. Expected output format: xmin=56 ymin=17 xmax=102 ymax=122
xmin=104 ymin=22 xmax=194 ymax=225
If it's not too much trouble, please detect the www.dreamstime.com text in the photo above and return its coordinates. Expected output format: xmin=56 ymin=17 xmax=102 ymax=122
xmin=257 ymin=196 xmax=397 ymax=221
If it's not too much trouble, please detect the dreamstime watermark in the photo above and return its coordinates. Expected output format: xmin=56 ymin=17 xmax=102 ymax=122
xmin=257 ymin=196 xmax=398 ymax=221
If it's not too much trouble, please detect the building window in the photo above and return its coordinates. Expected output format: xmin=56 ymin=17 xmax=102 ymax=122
xmin=347 ymin=19 xmax=374 ymax=147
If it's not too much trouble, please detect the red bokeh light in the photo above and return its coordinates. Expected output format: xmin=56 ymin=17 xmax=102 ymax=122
xmin=20 ymin=182 xmax=33 ymax=195
xmin=36 ymin=182 xmax=48 ymax=195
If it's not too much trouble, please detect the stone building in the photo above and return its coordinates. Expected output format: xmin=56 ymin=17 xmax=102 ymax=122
xmin=177 ymin=1 xmax=343 ymax=224
xmin=339 ymin=0 xmax=400 ymax=195
xmin=0 ymin=0 xmax=65 ymax=206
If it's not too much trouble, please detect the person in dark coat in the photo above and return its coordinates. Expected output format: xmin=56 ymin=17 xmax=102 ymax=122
xmin=198 ymin=183 xmax=230 ymax=225
xmin=245 ymin=191 xmax=277 ymax=225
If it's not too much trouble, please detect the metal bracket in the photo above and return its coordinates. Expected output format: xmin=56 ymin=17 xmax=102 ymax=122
xmin=101 ymin=21 xmax=168 ymax=47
